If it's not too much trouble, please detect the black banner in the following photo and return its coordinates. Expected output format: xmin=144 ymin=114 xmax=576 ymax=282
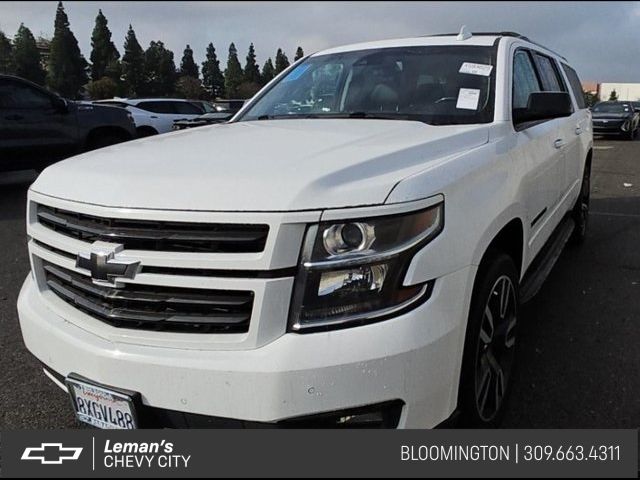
xmin=1 ymin=429 xmax=637 ymax=478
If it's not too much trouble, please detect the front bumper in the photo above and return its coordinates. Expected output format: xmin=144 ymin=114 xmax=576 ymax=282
xmin=18 ymin=265 xmax=475 ymax=428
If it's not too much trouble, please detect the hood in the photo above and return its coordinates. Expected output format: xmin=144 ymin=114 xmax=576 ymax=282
xmin=32 ymin=119 xmax=489 ymax=211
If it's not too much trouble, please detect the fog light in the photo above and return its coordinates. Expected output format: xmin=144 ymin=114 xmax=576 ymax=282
xmin=318 ymin=264 xmax=387 ymax=297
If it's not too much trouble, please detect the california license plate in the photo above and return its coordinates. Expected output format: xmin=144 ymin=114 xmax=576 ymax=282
xmin=66 ymin=376 xmax=138 ymax=429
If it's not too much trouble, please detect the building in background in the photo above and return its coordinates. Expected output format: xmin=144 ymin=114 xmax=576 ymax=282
xmin=35 ymin=36 xmax=51 ymax=71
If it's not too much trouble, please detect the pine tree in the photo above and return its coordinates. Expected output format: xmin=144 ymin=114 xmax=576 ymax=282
xmin=224 ymin=43 xmax=243 ymax=98
xmin=47 ymin=1 xmax=88 ymax=98
xmin=90 ymin=9 xmax=120 ymax=81
xmin=243 ymin=43 xmax=260 ymax=84
xmin=274 ymin=48 xmax=290 ymax=75
xmin=294 ymin=46 xmax=304 ymax=61
xmin=143 ymin=40 xmax=177 ymax=96
xmin=261 ymin=57 xmax=275 ymax=85
xmin=12 ymin=24 xmax=46 ymax=84
xmin=180 ymin=44 xmax=199 ymax=78
xmin=121 ymin=25 xmax=145 ymax=96
xmin=609 ymin=89 xmax=618 ymax=101
xmin=201 ymin=43 xmax=224 ymax=98
xmin=0 ymin=30 xmax=15 ymax=75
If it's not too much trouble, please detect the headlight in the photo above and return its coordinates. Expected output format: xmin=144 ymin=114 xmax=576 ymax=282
xmin=289 ymin=202 xmax=443 ymax=332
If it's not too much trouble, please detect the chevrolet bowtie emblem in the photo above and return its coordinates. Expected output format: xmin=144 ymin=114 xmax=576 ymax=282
xmin=76 ymin=241 xmax=140 ymax=286
xmin=21 ymin=443 xmax=83 ymax=464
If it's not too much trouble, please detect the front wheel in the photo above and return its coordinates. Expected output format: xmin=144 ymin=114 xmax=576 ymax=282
xmin=458 ymin=253 xmax=519 ymax=427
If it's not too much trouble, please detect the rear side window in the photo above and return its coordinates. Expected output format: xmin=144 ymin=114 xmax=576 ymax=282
xmin=561 ymin=63 xmax=586 ymax=109
xmin=174 ymin=102 xmax=203 ymax=114
xmin=512 ymin=50 xmax=541 ymax=109
xmin=532 ymin=53 xmax=565 ymax=92
xmin=136 ymin=101 xmax=176 ymax=114
xmin=0 ymin=80 xmax=52 ymax=109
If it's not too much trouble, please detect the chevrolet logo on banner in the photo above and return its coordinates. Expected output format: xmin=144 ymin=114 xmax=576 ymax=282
xmin=21 ymin=443 xmax=83 ymax=465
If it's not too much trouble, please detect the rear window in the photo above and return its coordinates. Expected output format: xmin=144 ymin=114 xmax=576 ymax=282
xmin=136 ymin=101 xmax=176 ymax=114
xmin=561 ymin=63 xmax=586 ymax=109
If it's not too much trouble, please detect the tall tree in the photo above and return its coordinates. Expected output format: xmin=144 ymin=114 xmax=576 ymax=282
xmin=201 ymin=42 xmax=224 ymax=98
xmin=294 ymin=46 xmax=304 ymax=61
xmin=224 ymin=42 xmax=243 ymax=98
xmin=608 ymin=89 xmax=618 ymax=101
xmin=143 ymin=40 xmax=177 ymax=96
xmin=121 ymin=25 xmax=145 ymax=96
xmin=180 ymin=44 xmax=199 ymax=78
xmin=90 ymin=9 xmax=120 ymax=81
xmin=261 ymin=57 xmax=275 ymax=85
xmin=0 ymin=30 xmax=15 ymax=75
xmin=12 ymin=24 xmax=46 ymax=84
xmin=47 ymin=1 xmax=88 ymax=98
xmin=274 ymin=48 xmax=290 ymax=74
xmin=243 ymin=43 xmax=260 ymax=84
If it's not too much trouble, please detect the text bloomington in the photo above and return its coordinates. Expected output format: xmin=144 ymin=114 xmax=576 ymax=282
xmin=401 ymin=444 xmax=510 ymax=462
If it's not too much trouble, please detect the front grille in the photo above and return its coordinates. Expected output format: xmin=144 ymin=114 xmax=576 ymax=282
xmin=43 ymin=261 xmax=253 ymax=333
xmin=36 ymin=204 xmax=269 ymax=253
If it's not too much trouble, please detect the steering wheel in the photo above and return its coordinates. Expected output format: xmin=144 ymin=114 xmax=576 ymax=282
xmin=434 ymin=96 xmax=458 ymax=104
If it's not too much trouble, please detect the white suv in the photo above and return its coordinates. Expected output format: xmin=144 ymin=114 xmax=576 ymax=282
xmin=95 ymin=98 xmax=206 ymax=136
xmin=18 ymin=31 xmax=591 ymax=429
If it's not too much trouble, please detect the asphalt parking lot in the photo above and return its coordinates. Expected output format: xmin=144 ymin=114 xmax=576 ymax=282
xmin=0 ymin=137 xmax=638 ymax=429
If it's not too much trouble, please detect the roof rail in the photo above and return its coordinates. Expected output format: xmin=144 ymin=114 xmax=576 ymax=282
xmin=424 ymin=31 xmax=567 ymax=60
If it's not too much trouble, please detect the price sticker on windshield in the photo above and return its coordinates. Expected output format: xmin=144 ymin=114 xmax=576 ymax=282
xmin=456 ymin=88 xmax=481 ymax=110
xmin=459 ymin=62 xmax=493 ymax=76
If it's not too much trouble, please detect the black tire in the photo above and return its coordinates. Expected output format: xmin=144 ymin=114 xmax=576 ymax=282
xmin=570 ymin=160 xmax=591 ymax=245
xmin=136 ymin=126 xmax=158 ymax=138
xmin=626 ymin=128 xmax=635 ymax=140
xmin=458 ymin=253 xmax=519 ymax=427
xmin=87 ymin=133 xmax=126 ymax=151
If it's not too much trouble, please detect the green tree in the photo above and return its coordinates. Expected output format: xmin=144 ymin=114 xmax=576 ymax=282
xmin=583 ymin=90 xmax=599 ymax=108
xmin=142 ymin=40 xmax=177 ymax=96
xmin=608 ymin=89 xmax=618 ymax=101
xmin=261 ymin=57 xmax=275 ymax=85
xmin=176 ymin=75 xmax=206 ymax=99
xmin=294 ymin=46 xmax=304 ymax=61
xmin=121 ymin=25 xmax=145 ymax=96
xmin=90 ymin=9 xmax=120 ymax=81
xmin=224 ymin=42 xmax=243 ymax=98
xmin=12 ymin=24 xmax=46 ymax=84
xmin=243 ymin=43 xmax=260 ymax=84
xmin=201 ymin=42 xmax=224 ymax=98
xmin=274 ymin=48 xmax=290 ymax=74
xmin=47 ymin=1 xmax=88 ymax=98
xmin=0 ymin=31 xmax=14 ymax=74
xmin=180 ymin=44 xmax=199 ymax=78
xmin=86 ymin=76 xmax=119 ymax=99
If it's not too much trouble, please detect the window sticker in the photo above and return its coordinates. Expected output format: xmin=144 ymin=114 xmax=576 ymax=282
xmin=456 ymin=88 xmax=481 ymax=110
xmin=282 ymin=64 xmax=311 ymax=82
xmin=459 ymin=62 xmax=493 ymax=76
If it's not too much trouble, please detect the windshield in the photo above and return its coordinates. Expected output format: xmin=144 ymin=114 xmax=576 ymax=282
xmin=237 ymin=45 xmax=496 ymax=125
xmin=593 ymin=102 xmax=631 ymax=114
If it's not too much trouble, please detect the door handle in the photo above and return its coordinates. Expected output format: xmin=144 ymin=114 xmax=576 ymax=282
xmin=4 ymin=114 xmax=24 ymax=121
xmin=575 ymin=126 xmax=583 ymax=135
xmin=553 ymin=139 xmax=566 ymax=149
xmin=150 ymin=115 xmax=158 ymax=119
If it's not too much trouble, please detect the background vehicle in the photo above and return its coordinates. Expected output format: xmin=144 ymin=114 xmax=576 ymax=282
xmin=172 ymin=99 xmax=246 ymax=130
xmin=591 ymin=101 xmax=639 ymax=139
xmin=17 ymin=31 xmax=592 ymax=429
xmin=94 ymin=98 xmax=205 ymax=136
xmin=0 ymin=75 xmax=136 ymax=172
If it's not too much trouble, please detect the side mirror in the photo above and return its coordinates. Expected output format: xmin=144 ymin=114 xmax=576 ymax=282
xmin=514 ymin=92 xmax=573 ymax=124
xmin=52 ymin=96 xmax=69 ymax=113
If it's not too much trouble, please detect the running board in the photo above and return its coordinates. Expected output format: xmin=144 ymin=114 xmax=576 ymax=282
xmin=519 ymin=216 xmax=575 ymax=304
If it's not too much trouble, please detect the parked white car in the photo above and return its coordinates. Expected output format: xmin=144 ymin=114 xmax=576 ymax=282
xmin=94 ymin=98 xmax=207 ymax=136
xmin=18 ymin=30 xmax=592 ymax=429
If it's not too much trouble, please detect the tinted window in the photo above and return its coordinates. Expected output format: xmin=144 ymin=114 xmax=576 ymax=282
xmin=174 ymin=102 xmax=203 ymax=114
xmin=239 ymin=45 xmax=497 ymax=125
xmin=0 ymin=80 xmax=52 ymax=109
xmin=561 ymin=63 xmax=586 ymax=109
xmin=136 ymin=101 xmax=176 ymax=114
xmin=533 ymin=53 xmax=564 ymax=92
xmin=512 ymin=50 xmax=541 ymax=110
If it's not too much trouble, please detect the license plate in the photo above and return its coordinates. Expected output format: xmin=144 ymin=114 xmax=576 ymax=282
xmin=66 ymin=376 xmax=138 ymax=429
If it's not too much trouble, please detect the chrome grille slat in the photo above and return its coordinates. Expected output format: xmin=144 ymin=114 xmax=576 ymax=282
xmin=36 ymin=204 xmax=269 ymax=253
xmin=43 ymin=261 xmax=253 ymax=333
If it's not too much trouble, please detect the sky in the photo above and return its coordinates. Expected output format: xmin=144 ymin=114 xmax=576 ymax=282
xmin=1 ymin=1 xmax=639 ymax=82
